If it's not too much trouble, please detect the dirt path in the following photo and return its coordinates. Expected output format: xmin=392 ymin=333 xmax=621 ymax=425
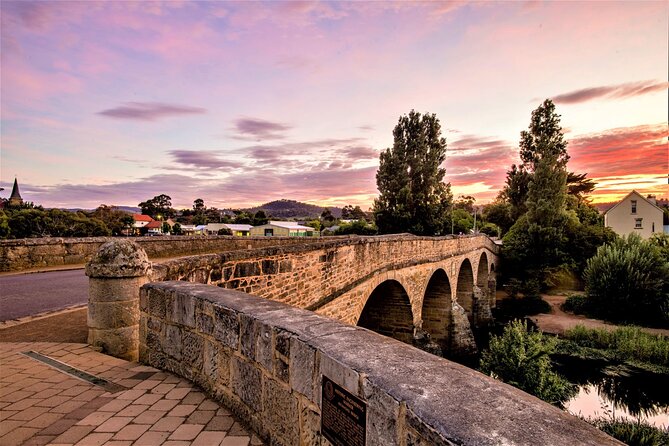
xmin=528 ymin=294 xmax=669 ymax=337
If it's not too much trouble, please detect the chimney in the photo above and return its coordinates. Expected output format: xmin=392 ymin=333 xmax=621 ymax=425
xmin=647 ymin=195 xmax=657 ymax=205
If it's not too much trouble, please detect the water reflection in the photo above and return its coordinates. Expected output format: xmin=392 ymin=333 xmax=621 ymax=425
xmin=553 ymin=354 xmax=669 ymax=428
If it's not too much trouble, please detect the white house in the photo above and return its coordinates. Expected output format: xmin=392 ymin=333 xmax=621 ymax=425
xmin=249 ymin=221 xmax=318 ymax=237
xmin=604 ymin=191 xmax=664 ymax=239
xmin=205 ymin=223 xmax=253 ymax=236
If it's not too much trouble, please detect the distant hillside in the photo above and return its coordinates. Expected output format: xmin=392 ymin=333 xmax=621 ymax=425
xmin=245 ymin=199 xmax=342 ymax=219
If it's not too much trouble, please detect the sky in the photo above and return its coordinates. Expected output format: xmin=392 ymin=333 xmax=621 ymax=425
xmin=1 ymin=0 xmax=667 ymax=210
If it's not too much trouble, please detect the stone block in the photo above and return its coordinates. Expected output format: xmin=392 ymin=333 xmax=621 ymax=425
xmin=171 ymin=292 xmax=195 ymax=327
xmin=317 ymin=353 xmax=359 ymax=407
xmin=261 ymin=259 xmax=278 ymax=275
xmin=262 ymin=378 xmax=298 ymax=445
xmin=163 ymin=324 xmax=182 ymax=361
xmin=231 ymin=356 xmax=262 ymax=412
xmin=363 ymin=378 xmax=400 ymax=446
xmin=182 ymin=330 xmax=204 ymax=370
xmin=299 ymin=400 xmax=322 ymax=446
xmin=289 ymin=338 xmax=316 ymax=402
xmin=88 ymin=300 xmax=139 ymax=329
xmin=148 ymin=291 xmax=167 ymax=319
xmin=88 ymin=326 xmax=138 ymax=361
xmin=234 ymin=261 xmax=260 ymax=278
xmin=240 ymin=314 xmax=257 ymax=358
xmin=255 ymin=321 xmax=273 ymax=372
xmin=89 ymin=276 xmax=146 ymax=303
xmin=196 ymin=312 xmax=214 ymax=336
xmin=213 ymin=306 xmax=240 ymax=349
xmin=275 ymin=329 xmax=291 ymax=357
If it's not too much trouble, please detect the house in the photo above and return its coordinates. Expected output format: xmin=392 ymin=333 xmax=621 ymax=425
xmin=604 ymin=191 xmax=664 ymax=239
xmin=249 ymin=221 xmax=318 ymax=237
xmin=132 ymin=214 xmax=154 ymax=229
xmin=144 ymin=220 xmax=163 ymax=235
xmin=204 ymin=223 xmax=253 ymax=236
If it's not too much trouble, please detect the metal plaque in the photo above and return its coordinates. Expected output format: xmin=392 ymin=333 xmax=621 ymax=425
xmin=321 ymin=375 xmax=366 ymax=446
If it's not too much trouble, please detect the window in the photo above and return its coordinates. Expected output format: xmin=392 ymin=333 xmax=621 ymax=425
xmin=652 ymin=222 xmax=655 ymax=232
xmin=635 ymin=218 xmax=642 ymax=229
xmin=631 ymin=200 xmax=637 ymax=214
xmin=264 ymin=228 xmax=274 ymax=236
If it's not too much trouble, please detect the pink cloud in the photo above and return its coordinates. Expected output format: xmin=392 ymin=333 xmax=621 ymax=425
xmin=97 ymin=102 xmax=206 ymax=121
xmin=231 ymin=117 xmax=292 ymax=140
xmin=551 ymin=80 xmax=668 ymax=104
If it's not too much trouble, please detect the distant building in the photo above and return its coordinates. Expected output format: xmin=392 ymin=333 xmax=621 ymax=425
xmin=144 ymin=220 xmax=163 ymax=235
xmin=604 ymin=190 xmax=664 ymax=239
xmin=132 ymin=214 xmax=154 ymax=229
xmin=205 ymin=223 xmax=253 ymax=236
xmin=8 ymin=178 xmax=23 ymax=207
xmin=250 ymin=221 xmax=318 ymax=237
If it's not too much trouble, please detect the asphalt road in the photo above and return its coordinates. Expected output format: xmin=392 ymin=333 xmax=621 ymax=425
xmin=0 ymin=269 xmax=88 ymax=321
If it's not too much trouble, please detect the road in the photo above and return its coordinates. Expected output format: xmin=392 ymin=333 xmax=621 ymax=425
xmin=0 ymin=269 xmax=88 ymax=321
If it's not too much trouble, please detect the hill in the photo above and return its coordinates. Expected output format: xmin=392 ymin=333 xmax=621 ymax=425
xmin=245 ymin=199 xmax=342 ymax=219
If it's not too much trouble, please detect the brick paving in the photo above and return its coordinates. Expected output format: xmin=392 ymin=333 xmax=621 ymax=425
xmin=0 ymin=343 xmax=263 ymax=446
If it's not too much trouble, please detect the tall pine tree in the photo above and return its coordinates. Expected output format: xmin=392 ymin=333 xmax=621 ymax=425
xmin=373 ymin=110 xmax=452 ymax=235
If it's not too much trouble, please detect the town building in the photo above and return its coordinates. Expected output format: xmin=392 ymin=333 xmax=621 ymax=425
xmin=205 ymin=223 xmax=253 ymax=236
xmin=604 ymin=190 xmax=664 ymax=238
xmin=249 ymin=221 xmax=318 ymax=237
xmin=7 ymin=178 xmax=23 ymax=207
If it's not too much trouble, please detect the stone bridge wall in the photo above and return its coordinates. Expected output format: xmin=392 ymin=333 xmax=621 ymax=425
xmin=0 ymin=235 xmax=319 ymax=272
xmin=139 ymin=281 xmax=619 ymax=446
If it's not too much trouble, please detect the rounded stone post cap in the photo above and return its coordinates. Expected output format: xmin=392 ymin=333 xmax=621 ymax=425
xmin=86 ymin=239 xmax=151 ymax=278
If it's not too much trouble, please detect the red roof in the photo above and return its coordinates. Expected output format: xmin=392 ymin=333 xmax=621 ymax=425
xmin=133 ymin=214 xmax=154 ymax=222
xmin=145 ymin=221 xmax=162 ymax=229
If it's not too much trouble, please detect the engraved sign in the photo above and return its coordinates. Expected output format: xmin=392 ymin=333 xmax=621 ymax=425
xmin=321 ymin=375 xmax=366 ymax=446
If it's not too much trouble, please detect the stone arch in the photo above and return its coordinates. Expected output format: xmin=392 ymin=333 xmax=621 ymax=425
xmin=490 ymin=263 xmax=496 ymax=273
xmin=421 ymin=269 xmax=452 ymax=352
xmin=476 ymin=252 xmax=489 ymax=287
xmin=357 ymin=280 xmax=414 ymax=345
xmin=456 ymin=259 xmax=474 ymax=315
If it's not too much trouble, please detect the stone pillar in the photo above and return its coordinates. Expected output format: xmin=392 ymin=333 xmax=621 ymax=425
xmin=473 ymin=286 xmax=493 ymax=327
xmin=450 ymin=303 xmax=477 ymax=357
xmin=488 ymin=278 xmax=497 ymax=309
xmin=86 ymin=240 xmax=151 ymax=361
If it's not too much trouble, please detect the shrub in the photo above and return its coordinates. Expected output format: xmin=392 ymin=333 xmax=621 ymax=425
xmin=480 ymin=320 xmax=575 ymax=407
xmin=496 ymin=296 xmax=551 ymax=320
xmin=588 ymin=417 xmax=669 ymax=446
xmin=563 ymin=325 xmax=669 ymax=367
xmin=561 ymin=293 xmax=589 ymax=314
xmin=217 ymin=228 xmax=232 ymax=235
xmin=583 ymin=233 xmax=669 ymax=326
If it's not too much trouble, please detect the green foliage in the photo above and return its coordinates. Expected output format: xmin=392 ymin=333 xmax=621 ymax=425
xmin=138 ymin=194 xmax=175 ymax=219
xmin=341 ymin=205 xmax=367 ymax=221
xmin=480 ymin=320 xmax=575 ymax=407
xmin=320 ymin=208 xmax=335 ymax=226
xmin=252 ymin=210 xmax=269 ymax=226
xmin=304 ymin=219 xmax=321 ymax=232
xmin=495 ymin=296 xmax=551 ymax=320
xmin=583 ymin=233 xmax=669 ymax=326
xmin=478 ymin=222 xmax=500 ymax=237
xmin=649 ymin=233 xmax=669 ymax=260
xmin=373 ymin=110 xmax=452 ymax=235
xmin=90 ymin=205 xmax=134 ymax=236
xmin=217 ymin=227 xmax=232 ymax=235
xmin=5 ymin=208 xmax=111 ymax=238
xmin=563 ymin=325 xmax=669 ymax=367
xmin=561 ymin=293 xmax=590 ymax=315
xmin=334 ymin=220 xmax=378 ymax=235
xmin=0 ymin=210 xmax=10 ymax=238
xmin=161 ymin=222 xmax=171 ymax=234
xmin=449 ymin=208 xmax=474 ymax=234
xmin=482 ymin=201 xmax=514 ymax=235
xmin=172 ymin=222 xmax=183 ymax=235
xmin=588 ymin=417 xmax=669 ymax=446
xmin=232 ymin=210 xmax=253 ymax=224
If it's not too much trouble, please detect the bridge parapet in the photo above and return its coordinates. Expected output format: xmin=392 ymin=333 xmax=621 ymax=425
xmin=139 ymin=280 xmax=619 ymax=446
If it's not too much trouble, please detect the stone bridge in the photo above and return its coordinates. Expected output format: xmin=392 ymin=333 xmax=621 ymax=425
xmin=83 ymin=235 xmax=620 ymax=445
xmin=87 ymin=234 xmax=499 ymax=360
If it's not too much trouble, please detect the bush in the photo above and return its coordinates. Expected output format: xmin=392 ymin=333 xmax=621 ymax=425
xmin=583 ymin=233 xmax=669 ymax=326
xmin=588 ymin=417 xmax=669 ymax=446
xmin=480 ymin=320 xmax=575 ymax=407
xmin=563 ymin=325 xmax=669 ymax=367
xmin=561 ymin=293 xmax=589 ymax=314
xmin=496 ymin=296 xmax=551 ymax=320
xmin=217 ymin=228 xmax=232 ymax=235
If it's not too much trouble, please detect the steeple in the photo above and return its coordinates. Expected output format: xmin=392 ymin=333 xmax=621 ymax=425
xmin=8 ymin=178 xmax=23 ymax=206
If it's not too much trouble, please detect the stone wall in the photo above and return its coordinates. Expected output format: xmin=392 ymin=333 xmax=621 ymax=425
xmin=0 ymin=235 xmax=318 ymax=272
xmin=140 ymin=281 xmax=620 ymax=446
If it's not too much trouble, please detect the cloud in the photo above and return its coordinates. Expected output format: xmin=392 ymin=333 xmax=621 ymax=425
xmin=231 ymin=117 xmax=292 ymax=140
xmin=97 ymin=102 xmax=206 ymax=121
xmin=551 ymin=80 xmax=668 ymax=104
xmin=167 ymin=150 xmax=243 ymax=170
xmin=568 ymin=123 xmax=668 ymax=178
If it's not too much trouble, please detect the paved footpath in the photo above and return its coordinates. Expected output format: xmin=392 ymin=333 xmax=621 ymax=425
xmin=0 ymin=342 xmax=263 ymax=446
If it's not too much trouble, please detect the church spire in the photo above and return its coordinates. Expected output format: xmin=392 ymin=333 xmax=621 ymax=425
xmin=8 ymin=178 xmax=23 ymax=206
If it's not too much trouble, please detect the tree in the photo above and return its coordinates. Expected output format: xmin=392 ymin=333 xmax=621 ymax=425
xmin=138 ymin=194 xmax=175 ymax=219
xmin=482 ymin=201 xmax=514 ymax=235
xmin=480 ymin=320 xmax=575 ymax=407
xmin=335 ymin=220 xmax=378 ymax=236
xmin=161 ymin=222 xmax=171 ymax=234
xmin=373 ymin=110 xmax=452 ymax=235
xmin=342 ymin=205 xmax=367 ymax=221
xmin=193 ymin=198 xmax=205 ymax=212
xmin=502 ymin=100 xmax=579 ymax=290
xmin=583 ymin=233 xmax=669 ymax=326
xmin=320 ymin=208 xmax=335 ymax=227
xmin=253 ymin=210 xmax=269 ymax=226
xmin=90 ymin=205 xmax=133 ymax=236
xmin=172 ymin=222 xmax=183 ymax=235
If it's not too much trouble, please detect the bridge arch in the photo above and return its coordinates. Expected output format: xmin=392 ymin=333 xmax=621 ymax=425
xmin=456 ymin=259 xmax=474 ymax=315
xmin=357 ymin=280 xmax=414 ymax=345
xmin=476 ymin=252 xmax=489 ymax=287
xmin=421 ymin=269 xmax=452 ymax=352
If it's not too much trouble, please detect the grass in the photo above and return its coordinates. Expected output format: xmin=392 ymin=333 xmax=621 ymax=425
xmin=585 ymin=417 xmax=669 ymax=446
xmin=562 ymin=325 xmax=669 ymax=368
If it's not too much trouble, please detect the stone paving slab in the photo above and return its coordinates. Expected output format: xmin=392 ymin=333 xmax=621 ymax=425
xmin=0 ymin=343 xmax=264 ymax=446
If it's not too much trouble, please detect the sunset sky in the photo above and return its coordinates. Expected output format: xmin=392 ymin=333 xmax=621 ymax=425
xmin=1 ymin=1 xmax=667 ymax=210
